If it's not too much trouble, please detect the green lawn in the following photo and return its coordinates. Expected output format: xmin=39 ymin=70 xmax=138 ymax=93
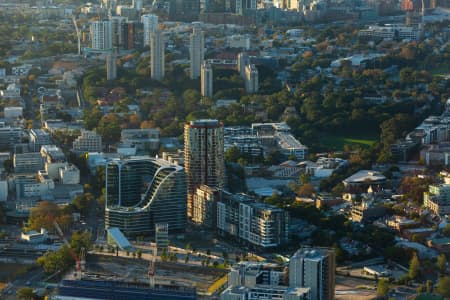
xmin=429 ymin=65 xmax=450 ymax=76
xmin=321 ymin=135 xmax=378 ymax=151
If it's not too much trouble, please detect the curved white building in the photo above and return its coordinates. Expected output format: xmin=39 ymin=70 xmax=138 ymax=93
xmin=105 ymin=157 xmax=186 ymax=236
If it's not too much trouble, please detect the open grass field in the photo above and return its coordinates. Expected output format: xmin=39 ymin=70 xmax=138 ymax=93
xmin=321 ymin=135 xmax=378 ymax=151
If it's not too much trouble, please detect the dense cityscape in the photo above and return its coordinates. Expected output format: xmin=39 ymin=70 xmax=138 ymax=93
xmin=0 ymin=0 xmax=450 ymax=299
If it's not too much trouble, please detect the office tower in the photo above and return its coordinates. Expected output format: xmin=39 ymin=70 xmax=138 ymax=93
xmin=110 ymin=16 xmax=127 ymax=48
xmin=150 ymin=29 xmax=165 ymax=81
xmin=201 ymin=63 xmax=213 ymax=98
xmin=90 ymin=20 xmax=113 ymax=50
xmin=245 ymin=64 xmax=258 ymax=93
xmin=237 ymin=52 xmax=249 ymax=78
xmin=72 ymin=130 xmax=103 ymax=153
xmin=106 ymin=53 xmax=117 ymax=81
xmin=289 ymin=248 xmax=336 ymax=300
xmin=189 ymin=27 xmax=205 ymax=79
xmin=105 ymin=157 xmax=187 ymax=236
xmin=141 ymin=14 xmax=158 ymax=46
xmin=168 ymin=0 xmax=200 ymax=22
xmin=184 ymin=119 xmax=224 ymax=218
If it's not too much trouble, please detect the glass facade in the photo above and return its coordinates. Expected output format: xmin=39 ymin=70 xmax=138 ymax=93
xmin=105 ymin=157 xmax=187 ymax=236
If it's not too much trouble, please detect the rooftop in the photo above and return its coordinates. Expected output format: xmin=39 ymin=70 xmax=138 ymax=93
xmin=107 ymin=227 xmax=132 ymax=250
xmin=188 ymin=119 xmax=220 ymax=127
xmin=344 ymin=170 xmax=386 ymax=184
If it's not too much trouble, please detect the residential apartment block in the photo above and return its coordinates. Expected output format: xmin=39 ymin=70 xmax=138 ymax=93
xmin=150 ymin=29 xmax=165 ymax=80
xmin=359 ymin=24 xmax=421 ymax=40
xmin=29 ymin=129 xmax=51 ymax=152
xmin=0 ymin=125 xmax=22 ymax=150
xmin=201 ymin=63 xmax=213 ymax=98
xmin=90 ymin=20 xmax=113 ymax=50
xmin=424 ymin=184 xmax=450 ymax=216
xmin=141 ymin=14 xmax=158 ymax=46
xmin=72 ymin=130 xmax=103 ymax=153
xmin=221 ymin=262 xmax=311 ymax=300
xmin=121 ymin=128 xmax=160 ymax=151
xmin=13 ymin=152 xmax=44 ymax=174
xmin=190 ymin=26 xmax=205 ymax=79
xmin=224 ymin=122 xmax=308 ymax=160
xmin=184 ymin=119 xmax=224 ymax=218
xmin=289 ymin=248 xmax=336 ymax=300
xmin=245 ymin=64 xmax=259 ymax=93
xmin=217 ymin=192 xmax=289 ymax=248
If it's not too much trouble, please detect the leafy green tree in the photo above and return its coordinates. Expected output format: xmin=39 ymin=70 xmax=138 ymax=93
xmin=426 ymin=280 xmax=433 ymax=293
xmin=96 ymin=114 xmax=121 ymax=144
xmin=70 ymin=231 xmax=92 ymax=254
xmin=377 ymin=278 xmax=390 ymax=298
xmin=72 ymin=193 xmax=95 ymax=216
xmin=27 ymin=201 xmax=72 ymax=232
xmin=443 ymin=224 xmax=450 ymax=237
xmin=136 ymin=249 xmax=142 ymax=259
xmin=225 ymin=146 xmax=240 ymax=163
xmin=83 ymin=108 xmax=103 ymax=130
xmin=17 ymin=287 xmax=36 ymax=300
xmin=37 ymin=245 xmax=73 ymax=273
xmin=409 ymin=252 xmax=420 ymax=280
xmin=437 ymin=254 xmax=447 ymax=275
xmin=436 ymin=276 xmax=450 ymax=297
xmin=296 ymin=183 xmax=315 ymax=197
xmin=160 ymin=249 xmax=167 ymax=262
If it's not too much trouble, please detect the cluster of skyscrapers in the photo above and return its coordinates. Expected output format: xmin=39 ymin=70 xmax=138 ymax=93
xmin=105 ymin=119 xmax=226 ymax=237
xmin=90 ymin=16 xmax=261 ymax=98
xmin=90 ymin=14 xmax=207 ymax=84
xmin=104 ymin=118 xmax=289 ymax=249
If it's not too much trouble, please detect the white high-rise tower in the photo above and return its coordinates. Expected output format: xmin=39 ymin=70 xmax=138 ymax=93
xmin=150 ymin=29 xmax=165 ymax=81
xmin=189 ymin=27 xmax=205 ymax=79
xmin=141 ymin=14 xmax=158 ymax=46
xmin=245 ymin=64 xmax=258 ymax=93
xmin=201 ymin=63 xmax=213 ymax=98
xmin=90 ymin=20 xmax=113 ymax=50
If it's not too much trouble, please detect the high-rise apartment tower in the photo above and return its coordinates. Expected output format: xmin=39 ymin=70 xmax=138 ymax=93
xmin=184 ymin=119 xmax=224 ymax=218
xmin=189 ymin=26 xmax=205 ymax=79
xmin=150 ymin=29 xmax=165 ymax=80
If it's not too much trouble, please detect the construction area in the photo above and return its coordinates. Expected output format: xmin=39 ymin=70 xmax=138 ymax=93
xmin=78 ymin=255 xmax=228 ymax=296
